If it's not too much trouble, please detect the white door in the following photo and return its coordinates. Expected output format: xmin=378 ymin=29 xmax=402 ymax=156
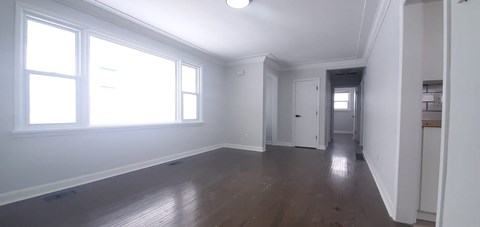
xmin=294 ymin=80 xmax=318 ymax=148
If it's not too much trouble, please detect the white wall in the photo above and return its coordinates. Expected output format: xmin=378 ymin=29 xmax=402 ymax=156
xmin=265 ymin=75 xmax=273 ymax=143
xmin=422 ymin=0 xmax=443 ymax=81
xmin=354 ymin=86 xmax=362 ymax=142
xmin=396 ymin=1 xmax=424 ymax=223
xmin=359 ymin=79 xmax=365 ymax=146
xmin=277 ymin=68 xmax=327 ymax=149
xmin=362 ymin=0 xmax=402 ymax=221
xmin=224 ymin=61 xmax=265 ymax=151
xmin=364 ymin=0 xmax=442 ymax=224
xmin=396 ymin=1 xmax=443 ymax=223
xmin=325 ymin=78 xmax=333 ymax=146
xmin=333 ymin=88 xmax=355 ymax=134
xmin=0 ymin=0 xmax=226 ymax=204
xmin=439 ymin=0 xmax=480 ymax=226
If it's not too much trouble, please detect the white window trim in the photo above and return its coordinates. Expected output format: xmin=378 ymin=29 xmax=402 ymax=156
xmin=11 ymin=122 xmax=205 ymax=138
xmin=14 ymin=5 xmax=203 ymax=135
xmin=180 ymin=62 xmax=202 ymax=122
xmin=17 ymin=10 xmax=84 ymax=131
xmin=334 ymin=91 xmax=351 ymax=112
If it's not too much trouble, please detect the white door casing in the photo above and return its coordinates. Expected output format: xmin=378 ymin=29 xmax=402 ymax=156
xmin=352 ymin=88 xmax=357 ymax=140
xmin=293 ymin=79 xmax=318 ymax=148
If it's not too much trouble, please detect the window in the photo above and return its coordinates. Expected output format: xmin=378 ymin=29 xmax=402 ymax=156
xmin=18 ymin=13 xmax=202 ymax=131
xmin=334 ymin=92 xmax=350 ymax=110
xmin=181 ymin=65 xmax=199 ymax=120
xmin=25 ymin=18 xmax=79 ymax=125
xmin=89 ymin=36 xmax=177 ymax=125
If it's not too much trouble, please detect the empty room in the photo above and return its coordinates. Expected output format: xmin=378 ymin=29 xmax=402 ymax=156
xmin=0 ymin=0 xmax=478 ymax=226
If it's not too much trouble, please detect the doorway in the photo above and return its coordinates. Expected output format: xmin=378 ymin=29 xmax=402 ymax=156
xmin=265 ymin=74 xmax=278 ymax=146
xmin=333 ymin=88 xmax=355 ymax=135
xmin=402 ymin=0 xmax=444 ymax=224
xmin=327 ymin=68 xmax=364 ymax=144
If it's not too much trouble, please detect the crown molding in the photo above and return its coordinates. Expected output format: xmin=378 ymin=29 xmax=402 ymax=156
xmin=226 ymin=53 xmax=270 ymax=66
xmin=264 ymin=54 xmax=284 ymax=73
xmin=355 ymin=0 xmax=368 ymax=58
xmin=54 ymin=0 xmax=226 ymax=66
xmin=225 ymin=53 xmax=367 ymax=72
xmin=362 ymin=0 xmax=392 ymax=60
xmin=281 ymin=57 xmax=368 ymax=71
xmin=55 ymin=0 xmax=378 ymax=71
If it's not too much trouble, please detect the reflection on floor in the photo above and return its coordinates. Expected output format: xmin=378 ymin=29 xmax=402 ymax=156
xmin=0 ymin=134 xmax=408 ymax=226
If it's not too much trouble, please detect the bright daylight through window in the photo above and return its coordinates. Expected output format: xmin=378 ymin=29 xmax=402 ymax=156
xmin=21 ymin=14 xmax=201 ymax=130
xmin=26 ymin=19 xmax=78 ymax=124
xmin=334 ymin=92 xmax=349 ymax=110
xmin=89 ymin=37 xmax=177 ymax=125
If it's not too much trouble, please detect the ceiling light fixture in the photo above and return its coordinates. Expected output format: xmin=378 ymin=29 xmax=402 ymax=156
xmin=226 ymin=0 xmax=251 ymax=9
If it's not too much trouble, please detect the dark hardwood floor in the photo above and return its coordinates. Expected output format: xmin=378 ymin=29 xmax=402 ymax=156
xmin=0 ymin=134 xmax=408 ymax=227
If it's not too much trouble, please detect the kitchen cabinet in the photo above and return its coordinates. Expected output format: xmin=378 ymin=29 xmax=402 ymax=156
xmin=419 ymin=126 xmax=441 ymax=219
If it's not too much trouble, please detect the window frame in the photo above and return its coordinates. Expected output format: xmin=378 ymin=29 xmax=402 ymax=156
xmin=21 ymin=12 xmax=83 ymax=130
xmin=87 ymin=33 xmax=182 ymax=126
xmin=334 ymin=91 xmax=351 ymax=111
xmin=180 ymin=63 xmax=201 ymax=122
xmin=14 ymin=7 xmax=203 ymax=134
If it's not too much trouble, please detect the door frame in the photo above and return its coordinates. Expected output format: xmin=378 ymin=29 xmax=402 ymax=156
xmin=352 ymin=87 xmax=357 ymax=140
xmin=292 ymin=78 xmax=320 ymax=149
xmin=265 ymin=74 xmax=278 ymax=146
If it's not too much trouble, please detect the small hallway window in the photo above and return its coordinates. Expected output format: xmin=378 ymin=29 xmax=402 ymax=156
xmin=334 ymin=92 xmax=350 ymax=110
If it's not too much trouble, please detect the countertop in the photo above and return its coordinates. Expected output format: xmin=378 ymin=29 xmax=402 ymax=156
xmin=422 ymin=120 xmax=442 ymax=128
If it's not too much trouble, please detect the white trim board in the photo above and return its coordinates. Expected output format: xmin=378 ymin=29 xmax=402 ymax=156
xmin=435 ymin=0 xmax=451 ymax=226
xmin=334 ymin=131 xmax=354 ymax=134
xmin=0 ymin=144 xmax=224 ymax=206
xmin=363 ymin=0 xmax=393 ymax=60
xmin=417 ymin=211 xmax=436 ymax=222
xmin=223 ymin=144 xmax=265 ymax=152
xmin=283 ymin=58 xmax=367 ymax=72
xmin=226 ymin=53 xmax=268 ymax=66
xmin=363 ymin=148 xmax=396 ymax=219
xmin=274 ymin=141 xmax=293 ymax=147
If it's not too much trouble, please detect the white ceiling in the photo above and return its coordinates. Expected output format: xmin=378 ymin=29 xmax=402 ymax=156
xmin=87 ymin=0 xmax=380 ymax=65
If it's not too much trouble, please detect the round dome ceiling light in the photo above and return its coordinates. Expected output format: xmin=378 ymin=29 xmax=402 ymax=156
xmin=226 ymin=0 xmax=251 ymax=9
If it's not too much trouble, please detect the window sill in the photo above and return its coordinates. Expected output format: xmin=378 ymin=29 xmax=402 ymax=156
xmin=11 ymin=122 xmax=205 ymax=138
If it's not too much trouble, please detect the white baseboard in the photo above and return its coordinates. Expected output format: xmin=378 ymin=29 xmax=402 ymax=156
xmin=363 ymin=149 xmax=396 ymax=220
xmin=223 ymin=143 xmax=265 ymax=152
xmin=334 ymin=130 xmax=353 ymax=134
xmin=0 ymin=144 xmax=224 ymax=206
xmin=318 ymin=144 xmax=327 ymax=150
xmin=266 ymin=140 xmax=273 ymax=145
xmin=417 ymin=211 xmax=436 ymax=222
xmin=274 ymin=141 xmax=293 ymax=147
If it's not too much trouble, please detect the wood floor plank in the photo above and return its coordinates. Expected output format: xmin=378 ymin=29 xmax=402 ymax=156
xmin=0 ymin=135 xmax=409 ymax=227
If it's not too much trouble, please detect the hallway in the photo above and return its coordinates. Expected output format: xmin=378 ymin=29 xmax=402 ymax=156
xmin=0 ymin=134 xmax=406 ymax=227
